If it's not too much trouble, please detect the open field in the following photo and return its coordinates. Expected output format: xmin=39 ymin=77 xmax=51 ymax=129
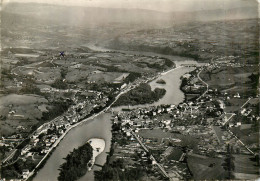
xmin=233 ymin=154 xmax=259 ymax=179
xmin=231 ymin=127 xmax=259 ymax=146
xmin=0 ymin=94 xmax=48 ymax=136
xmin=200 ymin=66 xmax=258 ymax=93
xmin=88 ymin=72 xmax=129 ymax=83
xmin=187 ymin=153 xmax=227 ymax=180
xmin=137 ymin=128 xmax=198 ymax=148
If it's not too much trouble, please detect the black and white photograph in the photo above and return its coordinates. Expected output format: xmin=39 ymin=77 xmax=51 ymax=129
xmin=0 ymin=0 xmax=259 ymax=180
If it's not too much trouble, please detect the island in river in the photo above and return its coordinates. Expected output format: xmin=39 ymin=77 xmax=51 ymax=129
xmin=57 ymin=138 xmax=105 ymax=181
xmin=113 ymin=83 xmax=166 ymax=107
xmin=156 ymin=79 xmax=166 ymax=84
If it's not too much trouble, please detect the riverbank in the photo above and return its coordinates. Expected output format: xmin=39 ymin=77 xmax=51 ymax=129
xmin=87 ymin=138 xmax=105 ymax=171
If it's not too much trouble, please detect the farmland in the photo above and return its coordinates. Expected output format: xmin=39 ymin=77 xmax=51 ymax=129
xmin=0 ymin=94 xmax=48 ymax=136
xmin=187 ymin=153 xmax=227 ymax=180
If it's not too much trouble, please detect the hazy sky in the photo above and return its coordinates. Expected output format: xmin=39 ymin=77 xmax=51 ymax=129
xmin=3 ymin=0 xmax=258 ymax=12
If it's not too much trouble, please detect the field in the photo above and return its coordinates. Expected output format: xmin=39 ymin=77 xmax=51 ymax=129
xmin=88 ymin=72 xmax=129 ymax=83
xmin=200 ymin=66 xmax=257 ymax=94
xmin=0 ymin=94 xmax=48 ymax=136
xmin=224 ymin=98 xmax=248 ymax=112
xmin=187 ymin=153 xmax=227 ymax=180
xmin=212 ymin=126 xmax=225 ymax=144
xmin=233 ymin=154 xmax=259 ymax=179
xmin=137 ymin=128 xmax=198 ymax=148
xmin=230 ymin=126 xmax=259 ymax=146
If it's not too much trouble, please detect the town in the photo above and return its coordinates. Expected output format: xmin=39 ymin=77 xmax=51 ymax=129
xmin=95 ymin=59 xmax=259 ymax=180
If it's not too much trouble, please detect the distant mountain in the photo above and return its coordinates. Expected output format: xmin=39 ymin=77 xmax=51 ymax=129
xmin=172 ymin=7 xmax=258 ymax=22
xmin=2 ymin=3 xmax=171 ymax=26
xmin=2 ymin=2 xmax=258 ymax=27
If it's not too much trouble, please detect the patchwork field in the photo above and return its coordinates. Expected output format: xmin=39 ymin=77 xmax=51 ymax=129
xmin=0 ymin=94 xmax=48 ymax=136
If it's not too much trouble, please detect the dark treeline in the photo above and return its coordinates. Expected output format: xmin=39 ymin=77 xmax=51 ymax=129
xmin=124 ymin=72 xmax=142 ymax=83
xmin=40 ymin=99 xmax=72 ymax=122
xmin=58 ymin=143 xmax=93 ymax=181
xmin=248 ymin=73 xmax=259 ymax=89
xmin=113 ymin=83 xmax=166 ymax=106
xmin=51 ymin=79 xmax=68 ymax=89
xmin=95 ymin=159 xmax=145 ymax=181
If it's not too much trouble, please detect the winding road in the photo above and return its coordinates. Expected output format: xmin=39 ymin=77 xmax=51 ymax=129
xmin=196 ymin=67 xmax=209 ymax=100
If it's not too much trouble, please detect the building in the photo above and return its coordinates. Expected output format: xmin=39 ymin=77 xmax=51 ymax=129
xmin=22 ymin=169 xmax=30 ymax=179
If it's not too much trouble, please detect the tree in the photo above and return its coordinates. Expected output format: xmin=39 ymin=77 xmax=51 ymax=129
xmin=222 ymin=144 xmax=235 ymax=179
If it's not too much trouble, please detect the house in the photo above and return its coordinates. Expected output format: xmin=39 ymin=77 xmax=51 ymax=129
xmin=166 ymin=107 xmax=172 ymax=112
xmin=241 ymin=108 xmax=246 ymax=115
xmin=229 ymin=123 xmax=234 ymax=127
xmin=126 ymin=131 xmax=131 ymax=137
xmin=170 ymin=104 xmax=175 ymax=109
xmin=22 ymin=169 xmax=30 ymax=179
xmin=41 ymin=147 xmax=51 ymax=154
xmin=32 ymin=134 xmax=38 ymax=139
xmin=58 ymin=129 xmax=64 ymax=134
xmin=50 ymin=137 xmax=56 ymax=143
xmin=46 ymin=142 xmax=52 ymax=147
xmin=121 ymin=83 xmax=127 ymax=89
xmin=236 ymin=122 xmax=242 ymax=127
xmin=234 ymin=93 xmax=240 ymax=98
xmin=33 ymin=138 xmax=39 ymax=143
xmin=26 ymin=152 xmax=33 ymax=157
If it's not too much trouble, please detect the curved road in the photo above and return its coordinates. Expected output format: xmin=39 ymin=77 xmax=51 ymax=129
xmin=196 ymin=67 xmax=209 ymax=100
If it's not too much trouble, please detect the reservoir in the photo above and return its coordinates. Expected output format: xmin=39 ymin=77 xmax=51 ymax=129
xmin=34 ymin=48 xmax=198 ymax=181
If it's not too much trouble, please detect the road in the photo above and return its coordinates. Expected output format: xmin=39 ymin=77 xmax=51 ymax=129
xmin=130 ymin=130 xmax=168 ymax=178
xmin=229 ymin=97 xmax=255 ymax=155
xmin=196 ymin=67 xmax=209 ymax=100
xmin=2 ymin=149 xmax=17 ymax=164
xmin=241 ymin=97 xmax=252 ymax=109
xmin=130 ymin=129 xmax=181 ymax=180
xmin=224 ymin=98 xmax=255 ymax=156
xmin=227 ymin=129 xmax=255 ymax=155
xmin=222 ymin=113 xmax=236 ymax=126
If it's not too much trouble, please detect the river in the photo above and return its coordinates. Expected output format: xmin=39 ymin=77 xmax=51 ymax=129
xmin=34 ymin=47 xmax=198 ymax=181
xmin=33 ymin=113 xmax=112 ymax=181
